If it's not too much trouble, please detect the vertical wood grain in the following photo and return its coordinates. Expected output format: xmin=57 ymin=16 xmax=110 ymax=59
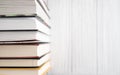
xmin=97 ymin=0 xmax=120 ymax=75
xmin=48 ymin=0 xmax=120 ymax=75
xmin=72 ymin=0 xmax=97 ymax=75
xmin=48 ymin=0 xmax=72 ymax=75
xmin=48 ymin=0 xmax=97 ymax=75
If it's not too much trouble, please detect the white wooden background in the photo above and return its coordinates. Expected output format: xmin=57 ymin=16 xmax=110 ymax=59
xmin=48 ymin=0 xmax=120 ymax=75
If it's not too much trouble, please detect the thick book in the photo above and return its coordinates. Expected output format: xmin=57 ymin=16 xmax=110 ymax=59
xmin=0 ymin=31 xmax=49 ymax=42
xmin=0 ymin=17 xmax=50 ymax=34
xmin=0 ymin=62 xmax=50 ymax=75
xmin=0 ymin=0 xmax=50 ymax=25
xmin=0 ymin=53 xmax=50 ymax=67
xmin=0 ymin=44 xmax=50 ymax=58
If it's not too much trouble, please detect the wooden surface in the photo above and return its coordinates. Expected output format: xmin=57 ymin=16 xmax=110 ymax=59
xmin=48 ymin=0 xmax=120 ymax=75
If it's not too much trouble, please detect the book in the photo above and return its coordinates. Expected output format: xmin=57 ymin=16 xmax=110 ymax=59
xmin=0 ymin=41 xmax=49 ymax=45
xmin=0 ymin=31 xmax=49 ymax=42
xmin=0 ymin=62 xmax=50 ymax=75
xmin=0 ymin=0 xmax=50 ymax=25
xmin=0 ymin=53 xmax=50 ymax=67
xmin=0 ymin=44 xmax=50 ymax=58
xmin=0 ymin=17 xmax=50 ymax=34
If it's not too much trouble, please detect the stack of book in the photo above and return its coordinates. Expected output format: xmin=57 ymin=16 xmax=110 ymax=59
xmin=0 ymin=0 xmax=51 ymax=75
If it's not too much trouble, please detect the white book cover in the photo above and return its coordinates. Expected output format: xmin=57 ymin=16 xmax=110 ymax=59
xmin=0 ymin=44 xmax=50 ymax=58
xmin=0 ymin=31 xmax=49 ymax=42
xmin=0 ymin=17 xmax=50 ymax=35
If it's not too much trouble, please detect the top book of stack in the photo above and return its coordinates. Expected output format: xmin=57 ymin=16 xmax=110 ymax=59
xmin=0 ymin=0 xmax=50 ymax=25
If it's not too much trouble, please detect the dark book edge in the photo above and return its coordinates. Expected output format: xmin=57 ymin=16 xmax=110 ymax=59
xmin=0 ymin=39 xmax=50 ymax=45
xmin=0 ymin=30 xmax=38 ymax=32
xmin=0 ymin=42 xmax=50 ymax=45
xmin=0 ymin=14 xmax=36 ymax=18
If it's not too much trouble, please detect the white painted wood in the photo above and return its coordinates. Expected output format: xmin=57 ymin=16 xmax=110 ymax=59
xmin=72 ymin=0 xmax=97 ymax=75
xmin=97 ymin=0 xmax=120 ymax=75
xmin=48 ymin=0 xmax=97 ymax=75
xmin=48 ymin=0 xmax=72 ymax=75
xmin=48 ymin=0 xmax=120 ymax=75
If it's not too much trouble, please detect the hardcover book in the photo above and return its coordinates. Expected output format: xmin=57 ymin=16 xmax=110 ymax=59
xmin=0 ymin=17 xmax=50 ymax=34
xmin=0 ymin=0 xmax=50 ymax=25
xmin=0 ymin=53 xmax=50 ymax=67
xmin=0 ymin=62 xmax=50 ymax=75
xmin=0 ymin=44 xmax=50 ymax=58
xmin=0 ymin=31 xmax=49 ymax=42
